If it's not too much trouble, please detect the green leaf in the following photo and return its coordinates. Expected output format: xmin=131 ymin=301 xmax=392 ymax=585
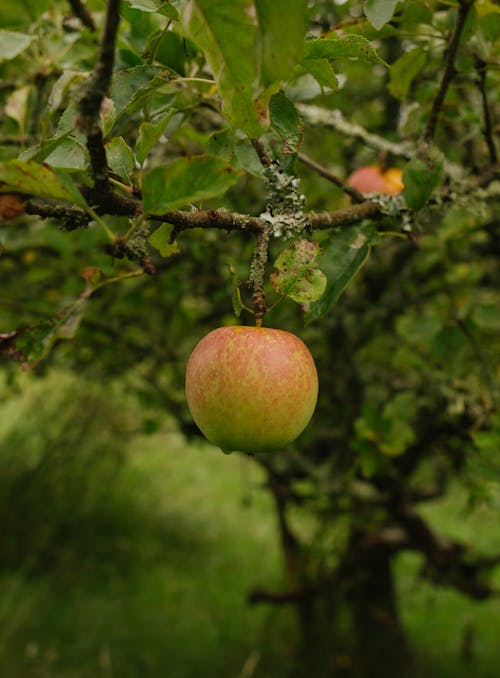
xmin=206 ymin=128 xmax=236 ymax=162
xmin=269 ymin=92 xmax=303 ymax=154
xmin=254 ymin=0 xmax=308 ymax=85
xmin=296 ymin=59 xmax=339 ymax=90
xmin=364 ymin=0 xmax=399 ymax=31
xmin=0 ymin=0 xmax=51 ymax=28
xmin=143 ymin=155 xmax=241 ymax=214
xmin=130 ymin=0 xmax=160 ymax=11
xmin=234 ymin=141 xmax=266 ymax=178
xmin=100 ymin=98 xmax=116 ymax=137
xmin=0 ymin=160 xmax=87 ymax=207
xmin=0 ymin=30 xmax=34 ymax=62
xmin=110 ymin=66 xmax=164 ymax=116
xmin=229 ymin=264 xmax=244 ymax=317
xmin=473 ymin=304 xmax=500 ymax=332
xmin=44 ymin=138 xmax=88 ymax=172
xmin=5 ymin=86 xmax=30 ymax=132
xmin=476 ymin=0 xmax=500 ymax=16
xmin=124 ymin=0 xmax=179 ymax=19
xmin=157 ymin=2 xmax=181 ymax=20
xmin=55 ymin=104 xmax=84 ymax=140
xmin=19 ymin=129 xmax=76 ymax=163
xmin=402 ymin=149 xmax=443 ymax=210
xmin=181 ymin=0 xmax=262 ymax=136
xmin=303 ymin=36 xmax=388 ymax=66
xmin=396 ymin=313 xmax=442 ymax=344
xmin=355 ymin=392 xmax=416 ymax=458
xmin=0 ymin=299 xmax=87 ymax=368
xmin=136 ymin=115 xmax=172 ymax=164
xmin=46 ymin=71 xmax=84 ymax=117
xmin=271 ymin=240 xmax=326 ymax=304
xmin=379 ymin=392 xmax=417 ymax=456
xmin=106 ymin=137 xmax=135 ymax=181
xmin=389 ymin=48 xmax=427 ymax=100
xmin=306 ymin=224 xmax=378 ymax=323
xmin=149 ymin=223 xmax=181 ymax=257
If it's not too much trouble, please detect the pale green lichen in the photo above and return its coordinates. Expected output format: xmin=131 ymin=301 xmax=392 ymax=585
xmin=259 ymin=161 xmax=308 ymax=239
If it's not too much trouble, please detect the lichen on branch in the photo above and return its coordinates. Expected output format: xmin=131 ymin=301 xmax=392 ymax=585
xmin=259 ymin=161 xmax=308 ymax=239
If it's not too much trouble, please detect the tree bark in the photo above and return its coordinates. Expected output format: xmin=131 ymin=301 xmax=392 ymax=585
xmin=343 ymin=529 xmax=414 ymax=678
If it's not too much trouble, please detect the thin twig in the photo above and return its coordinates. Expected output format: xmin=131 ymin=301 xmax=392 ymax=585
xmin=68 ymin=0 xmax=96 ymax=31
xmin=298 ymin=152 xmax=365 ymax=203
xmin=251 ymin=138 xmax=272 ymax=167
xmin=475 ymin=57 xmax=497 ymax=164
xmin=249 ymin=227 xmax=271 ymax=326
xmin=422 ymin=0 xmax=473 ymax=144
xmin=77 ymin=0 xmax=121 ymax=190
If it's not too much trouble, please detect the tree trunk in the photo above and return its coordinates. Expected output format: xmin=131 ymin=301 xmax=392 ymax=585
xmin=343 ymin=529 xmax=414 ymax=678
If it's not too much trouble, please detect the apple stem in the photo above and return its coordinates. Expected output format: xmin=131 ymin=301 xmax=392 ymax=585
xmin=250 ymin=227 xmax=271 ymax=327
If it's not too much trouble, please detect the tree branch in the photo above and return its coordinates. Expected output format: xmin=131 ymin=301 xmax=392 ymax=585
xmin=397 ymin=508 xmax=500 ymax=600
xmin=297 ymin=103 xmax=465 ymax=180
xmin=475 ymin=57 xmax=498 ymax=165
xmin=68 ymin=0 xmax=96 ymax=31
xmin=152 ymin=207 xmax=265 ymax=234
xmin=297 ymin=103 xmax=414 ymax=159
xmin=307 ymin=201 xmax=381 ymax=228
xmin=77 ymin=0 xmax=121 ymax=190
xmin=298 ymin=152 xmax=365 ymax=203
xmin=23 ymin=189 xmax=388 ymax=238
xmin=247 ymin=587 xmax=315 ymax=606
xmin=422 ymin=0 xmax=473 ymax=144
xmin=24 ymin=199 xmax=91 ymax=229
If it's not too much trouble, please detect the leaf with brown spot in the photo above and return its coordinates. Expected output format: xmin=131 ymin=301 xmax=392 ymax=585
xmin=271 ymin=239 xmax=326 ymax=304
xmin=0 ymin=194 xmax=24 ymax=222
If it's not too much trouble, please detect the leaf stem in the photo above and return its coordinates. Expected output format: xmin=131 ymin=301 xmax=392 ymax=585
xmin=379 ymin=230 xmax=408 ymax=240
xmin=124 ymin=213 xmax=146 ymax=241
xmin=109 ymin=177 xmax=135 ymax=193
xmin=92 ymin=268 xmax=144 ymax=291
xmin=84 ymin=205 xmax=116 ymax=242
xmin=150 ymin=20 xmax=172 ymax=64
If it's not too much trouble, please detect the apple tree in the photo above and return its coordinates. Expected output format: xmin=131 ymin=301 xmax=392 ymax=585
xmin=0 ymin=0 xmax=499 ymax=675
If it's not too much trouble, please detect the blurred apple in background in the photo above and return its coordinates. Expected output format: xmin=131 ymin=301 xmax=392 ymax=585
xmin=347 ymin=165 xmax=404 ymax=196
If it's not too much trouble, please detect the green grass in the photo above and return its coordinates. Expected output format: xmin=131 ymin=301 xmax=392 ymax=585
xmin=395 ymin=488 xmax=500 ymax=678
xmin=0 ymin=419 xmax=299 ymax=677
xmin=0 ymin=376 xmax=499 ymax=677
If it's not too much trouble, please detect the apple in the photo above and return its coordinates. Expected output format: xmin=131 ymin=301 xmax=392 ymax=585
xmin=347 ymin=165 xmax=404 ymax=196
xmin=383 ymin=167 xmax=404 ymax=195
xmin=185 ymin=326 xmax=318 ymax=453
